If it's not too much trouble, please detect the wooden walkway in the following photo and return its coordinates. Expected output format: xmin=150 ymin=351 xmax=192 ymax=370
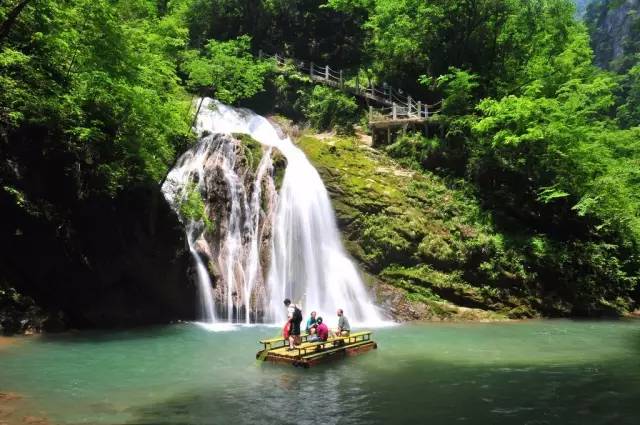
xmin=259 ymin=51 xmax=441 ymax=127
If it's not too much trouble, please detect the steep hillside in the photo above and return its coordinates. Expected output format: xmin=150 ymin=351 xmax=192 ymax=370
xmin=297 ymin=134 xmax=538 ymax=320
xmin=297 ymin=133 xmax=637 ymax=320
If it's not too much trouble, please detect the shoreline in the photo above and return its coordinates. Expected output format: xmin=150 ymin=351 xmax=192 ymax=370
xmin=0 ymin=315 xmax=638 ymax=339
xmin=0 ymin=391 xmax=51 ymax=425
xmin=0 ymin=335 xmax=23 ymax=350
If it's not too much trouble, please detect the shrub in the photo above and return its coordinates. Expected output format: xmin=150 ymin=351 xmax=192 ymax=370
xmin=179 ymin=183 xmax=214 ymax=233
xmin=384 ymin=131 xmax=438 ymax=169
xmin=299 ymin=85 xmax=359 ymax=134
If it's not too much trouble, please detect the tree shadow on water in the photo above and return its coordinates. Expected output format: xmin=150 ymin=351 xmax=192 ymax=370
xmin=121 ymin=356 xmax=640 ymax=425
xmin=38 ymin=323 xmax=194 ymax=345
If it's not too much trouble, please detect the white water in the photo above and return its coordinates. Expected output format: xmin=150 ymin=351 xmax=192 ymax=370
xmin=163 ymin=98 xmax=383 ymax=326
xmin=187 ymin=223 xmax=216 ymax=323
xmin=162 ymin=138 xmax=218 ymax=322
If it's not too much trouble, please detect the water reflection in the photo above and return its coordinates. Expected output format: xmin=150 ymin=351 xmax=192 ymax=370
xmin=124 ymin=354 xmax=640 ymax=425
xmin=128 ymin=365 xmax=372 ymax=425
xmin=1 ymin=321 xmax=639 ymax=425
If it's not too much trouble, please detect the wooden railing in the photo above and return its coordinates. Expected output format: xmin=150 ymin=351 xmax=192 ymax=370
xmin=258 ymin=50 xmax=441 ymax=123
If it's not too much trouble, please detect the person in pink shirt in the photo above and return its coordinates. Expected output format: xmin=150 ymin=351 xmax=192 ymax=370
xmin=315 ymin=317 xmax=329 ymax=342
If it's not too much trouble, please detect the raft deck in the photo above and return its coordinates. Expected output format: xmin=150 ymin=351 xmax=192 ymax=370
xmin=257 ymin=331 xmax=377 ymax=368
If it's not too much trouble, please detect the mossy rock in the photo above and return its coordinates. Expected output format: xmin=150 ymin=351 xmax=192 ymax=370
xmin=505 ymin=305 xmax=537 ymax=319
xmin=233 ymin=133 xmax=264 ymax=172
xmin=296 ymin=133 xmax=538 ymax=320
xmin=271 ymin=148 xmax=287 ymax=191
xmin=417 ymin=233 xmax=457 ymax=267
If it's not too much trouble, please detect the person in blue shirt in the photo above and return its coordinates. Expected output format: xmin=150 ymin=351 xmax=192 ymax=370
xmin=305 ymin=311 xmax=317 ymax=335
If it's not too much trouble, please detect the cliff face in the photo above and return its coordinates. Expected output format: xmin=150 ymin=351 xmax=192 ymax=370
xmin=585 ymin=0 xmax=640 ymax=70
xmin=1 ymin=182 xmax=196 ymax=333
xmin=575 ymin=0 xmax=596 ymax=17
xmin=297 ymin=134 xmax=636 ymax=320
xmin=297 ymin=135 xmax=535 ymax=320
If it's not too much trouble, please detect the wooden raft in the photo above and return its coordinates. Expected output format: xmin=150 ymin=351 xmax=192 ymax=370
xmin=256 ymin=331 xmax=377 ymax=368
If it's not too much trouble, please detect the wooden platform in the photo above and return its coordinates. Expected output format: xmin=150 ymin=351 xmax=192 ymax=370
xmin=256 ymin=331 xmax=377 ymax=368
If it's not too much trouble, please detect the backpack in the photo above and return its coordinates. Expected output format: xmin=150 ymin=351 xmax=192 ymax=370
xmin=292 ymin=307 xmax=303 ymax=323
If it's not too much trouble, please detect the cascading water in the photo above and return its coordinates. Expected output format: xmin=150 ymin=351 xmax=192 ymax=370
xmin=162 ymin=138 xmax=219 ymax=323
xmin=186 ymin=222 xmax=216 ymax=323
xmin=162 ymin=98 xmax=382 ymax=326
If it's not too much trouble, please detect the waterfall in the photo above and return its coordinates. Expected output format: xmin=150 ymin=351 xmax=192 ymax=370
xmin=162 ymin=137 xmax=218 ymax=323
xmin=186 ymin=222 xmax=216 ymax=323
xmin=162 ymin=98 xmax=382 ymax=326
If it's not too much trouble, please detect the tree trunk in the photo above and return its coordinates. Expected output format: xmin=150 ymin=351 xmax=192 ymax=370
xmin=0 ymin=0 xmax=33 ymax=44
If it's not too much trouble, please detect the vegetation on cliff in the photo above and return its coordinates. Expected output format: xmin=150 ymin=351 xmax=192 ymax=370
xmin=299 ymin=134 xmax=634 ymax=318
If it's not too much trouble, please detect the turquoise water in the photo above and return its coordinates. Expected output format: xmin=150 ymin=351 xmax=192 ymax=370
xmin=1 ymin=320 xmax=639 ymax=424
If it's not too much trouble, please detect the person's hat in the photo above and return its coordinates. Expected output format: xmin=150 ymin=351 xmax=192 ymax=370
xmin=317 ymin=317 xmax=323 ymax=324
xmin=283 ymin=298 xmax=291 ymax=305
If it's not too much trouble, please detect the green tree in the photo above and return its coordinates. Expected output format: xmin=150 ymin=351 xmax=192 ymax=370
xmin=182 ymin=35 xmax=271 ymax=103
xmin=617 ymin=61 xmax=640 ymax=128
xmin=299 ymin=85 xmax=359 ymax=133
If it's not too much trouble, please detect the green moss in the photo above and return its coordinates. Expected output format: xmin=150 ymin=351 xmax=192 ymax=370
xmin=179 ymin=183 xmax=214 ymax=233
xmin=360 ymin=214 xmax=413 ymax=268
xmin=233 ymin=133 xmax=264 ymax=171
xmin=297 ymin=133 xmax=537 ymax=317
xmin=381 ymin=264 xmax=497 ymax=310
xmin=417 ymin=233 xmax=456 ymax=265
xmin=271 ymin=149 xmax=287 ymax=191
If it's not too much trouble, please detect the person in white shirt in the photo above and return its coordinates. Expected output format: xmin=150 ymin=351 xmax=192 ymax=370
xmin=283 ymin=298 xmax=303 ymax=350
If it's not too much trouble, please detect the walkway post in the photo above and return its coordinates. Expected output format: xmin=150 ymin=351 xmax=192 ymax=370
xmin=339 ymin=70 xmax=343 ymax=88
xmin=417 ymin=101 xmax=422 ymax=118
xmin=310 ymin=62 xmax=314 ymax=77
xmin=393 ymin=103 xmax=397 ymax=120
xmin=355 ymin=74 xmax=360 ymax=93
xmin=369 ymin=106 xmax=373 ymax=122
xmin=325 ymin=65 xmax=329 ymax=81
xmin=408 ymin=96 xmax=412 ymax=116
xmin=258 ymin=49 xmax=263 ymax=59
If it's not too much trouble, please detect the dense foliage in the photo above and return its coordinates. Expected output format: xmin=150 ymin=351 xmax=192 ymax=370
xmin=299 ymin=86 xmax=359 ymax=134
xmin=182 ymin=35 xmax=270 ymax=103
xmin=326 ymin=0 xmax=640 ymax=313
xmin=0 ymin=0 xmax=267 ymax=332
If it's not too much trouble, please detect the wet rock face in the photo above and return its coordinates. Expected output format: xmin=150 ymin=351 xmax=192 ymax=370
xmin=0 ymin=182 xmax=197 ymax=330
xmin=585 ymin=0 xmax=640 ymax=69
xmin=0 ymin=284 xmax=44 ymax=335
xmin=178 ymin=133 xmax=277 ymax=319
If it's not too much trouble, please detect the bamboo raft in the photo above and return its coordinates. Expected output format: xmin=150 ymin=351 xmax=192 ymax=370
xmin=257 ymin=331 xmax=377 ymax=368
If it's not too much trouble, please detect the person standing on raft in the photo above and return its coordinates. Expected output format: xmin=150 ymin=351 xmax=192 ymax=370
xmin=284 ymin=298 xmax=303 ymax=350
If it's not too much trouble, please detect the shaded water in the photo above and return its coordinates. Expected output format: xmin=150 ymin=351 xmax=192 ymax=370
xmin=0 ymin=320 xmax=639 ymax=424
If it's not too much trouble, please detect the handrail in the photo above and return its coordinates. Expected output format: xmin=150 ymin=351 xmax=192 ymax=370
xmin=257 ymin=49 xmax=441 ymax=122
